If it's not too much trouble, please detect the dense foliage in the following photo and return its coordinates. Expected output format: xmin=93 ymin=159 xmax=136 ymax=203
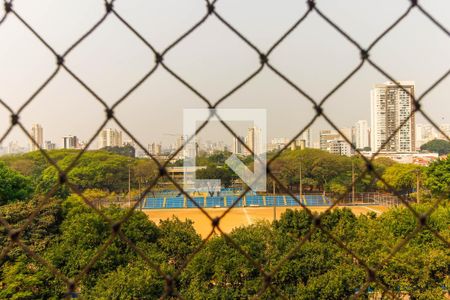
xmin=2 ymin=149 xmax=448 ymax=199
xmin=0 ymin=199 xmax=448 ymax=299
xmin=0 ymin=162 xmax=33 ymax=205
xmin=0 ymin=150 xmax=449 ymax=298
xmin=1 ymin=149 xmax=158 ymax=198
xmin=421 ymin=139 xmax=450 ymax=155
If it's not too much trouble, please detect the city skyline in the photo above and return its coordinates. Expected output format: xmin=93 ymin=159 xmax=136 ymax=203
xmin=2 ymin=117 xmax=450 ymax=156
xmin=1 ymin=1 xmax=449 ymax=150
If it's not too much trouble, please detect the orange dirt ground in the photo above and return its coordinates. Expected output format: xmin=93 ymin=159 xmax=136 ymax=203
xmin=144 ymin=205 xmax=389 ymax=238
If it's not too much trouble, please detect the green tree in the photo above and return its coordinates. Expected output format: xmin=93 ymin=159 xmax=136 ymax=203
xmin=420 ymin=139 xmax=450 ymax=155
xmin=380 ymin=163 xmax=422 ymax=194
xmin=296 ymin=264 xmax=366 ymax=300
xmin=425 ymin=157 xmax=450 ymax=198
xmin=0 ymin=199 xmax=62 ymax=299
xmin=196 ymin=165 xmax=237 ymax=189
xmin=45 ymin=196 xmax=160 ymax=293
xmin=0 ymin=162 xmax=33 ymax=205
xmin=181 ymin=222 xmax=276 ymax=299
xmin=87 ymin=262 xmax=164 ymax=299
xmin=37 ymin=151 xmax=133 ymax=196
xmin=157 ymin=217 xmax=201 ymax=268
xmin=102 ymin=145 xmax=136 ymax=158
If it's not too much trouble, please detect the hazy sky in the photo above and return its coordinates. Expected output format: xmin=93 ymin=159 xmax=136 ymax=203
xmin=0 ymin=0 xmax=449 ymax=149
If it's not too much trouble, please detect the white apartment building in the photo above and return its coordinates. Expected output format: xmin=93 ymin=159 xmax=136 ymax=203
xmin=437 ymin=124 xmax=450 ymax=140
xmin=354 ymin=120 xmax=370 ymax=149
xmin=30 ymin=124 xmax=43 ymax=151
xmin=244 ymin=126 xmax=263 ymax=155
xmin=232 ymin=136 xmax=245 ymax=155
xmin=98 ymin=128 xmax=123 ymax=148
xmin=371 ymin=81 xmax=416 ymax=153
xmin=62 ymin=135 xmax=78 ymax=149
xmin=329 ymin=140 xmax=352 ymax=156
xmin=415 ymin=123 xmax=437 ymax=149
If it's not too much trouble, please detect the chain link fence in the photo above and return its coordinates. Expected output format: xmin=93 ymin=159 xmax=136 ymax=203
xmin=0 ymin=0 xmax=449 ymax=298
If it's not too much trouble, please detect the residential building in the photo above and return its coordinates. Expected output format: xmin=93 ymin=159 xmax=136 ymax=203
xmin=299 ymin=128 xmax=312 ymax=148
xmin=415 ymin=123 xmax=436 ymax=149
xmin=44 ymin=140 xmax=56 ymax=150
xmin=98 ymin=128 xmax=123 ymax=148
xmin=320 ymin=129 xmax=353 ymax=156
xmin=437 ymin=124 xmax=450 ymax=140
xmin=329 ymin=140 xmax=352 ymax=156
xmin=62 ymin=135 xmax=78 ymax=149
xmin=319 ymin=130 xmax=341 ymax=151
xmin=149 ymin=142 xmax=162 ymax=156
xmin=354 ymin=120 xmax=370 ymax=149
xmin=370 ymin=81 xmax=416 ymax=152
xmin=232 ymin=136 xmax=245 ymax=155
xmin=30 ymin=124 xmax=43 ymax=151
xmin=244 ymin=126 xmax=263 ymax=156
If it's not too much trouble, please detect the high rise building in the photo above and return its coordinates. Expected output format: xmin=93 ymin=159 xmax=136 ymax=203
xmin=329 ymin=140 xmax=352 ymax=156
xmin=320 ymin=129 xmax=353 ymax=156
xmin=299 ymin=128 xmax=312 ymax=148
xmin=354 ymin=120 xmax=370 ymax=150
xmin=437 ymin=124 xmax=450 ymax=140
xmin=244 ymin=126 xmax=263 ymax=156
xmin=232 ymin=136 xmax=244 ymax=155
xmin=319 ymin=130 xmax=341 ymax=151
xmin=62 ymin=135 xmax=78 ymax=149
xmin=30 ymin=124 xmax=43 ymax=151
xmin=415 ymin=123 xmax=436 ymax=149
xmin=44 ymin=141 xmax=56 ymax=150
xmin=149 ymin=142 xmax=162 ymax=156
xmin=98 ymin=128 xmax=123 ymax=148
xmin=371 ymin=81 xmax=416 ymax=152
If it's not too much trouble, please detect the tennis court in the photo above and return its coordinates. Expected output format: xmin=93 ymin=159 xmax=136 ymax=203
xmin=144 ymin=205 xmax=388 ymax=238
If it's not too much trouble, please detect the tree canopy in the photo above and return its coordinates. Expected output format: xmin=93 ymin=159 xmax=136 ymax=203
xmin=0 ymin=196 xmax=448 ymax=299
xmin=420 ymin=139 xmax=450 ymax=155
xmin=0 ymin=162 xmax=33 ymax=205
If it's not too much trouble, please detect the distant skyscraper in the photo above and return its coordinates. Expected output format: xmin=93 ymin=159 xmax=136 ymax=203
xmin=329 ymin=140 xmax=352 ymax=156
xmin=319 ymin=130 xmax=340 ymax=151
xmin=415 ymin=123 xmax=436 ymax=149
xmin=244 ymin=126 xmax=262 ymax=155
xmin=320 ymin=129 xmax=353 ymax=156
xmin=30 ymin=124 xmax=43 ymax=151
xmin=62 ymin=135 xmax=78 ymax=149
xmin=354 ymin=120 xmax=370 ymax=150
xmin=268 ymin=137 xmax=288 ymax=152
xmin=149 ymin=142 xmax=162 ymax=156
xmin=232 ymin=136 xmax=244 ymax=155
xmin=299 ymin=128 xmax=312 ymax=148
xmin=44 ymin=140 xmax=56 ymax=150
xmin=437 ymin=124 xmax=450 ymax=140
xmin=98 ymin=128 xmax=123 ymax=148
xmin=371 ymin=81 xmax=416 ymax=152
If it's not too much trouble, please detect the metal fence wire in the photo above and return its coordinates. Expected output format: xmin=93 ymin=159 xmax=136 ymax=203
xmin=0 ymin=0 xmax=449 ymax=298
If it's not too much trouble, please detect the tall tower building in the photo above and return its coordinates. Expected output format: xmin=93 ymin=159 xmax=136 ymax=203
xmin=371 ymin=81 xmax=416 ymax=152
xmin=98 ymin=128 xmax=123 ymax=148
xmin=354 ymin=120 xmax=370 ymax=149
xmin=62 ymin=135 xmax=78 ymax=149
xmin=244 ymin=126 xmax=262 ymax=156
xmin=299 ymin=128 xmax=312 ymax=148
xmin=232 ymin=136 xmax=244 ymax=155
xmin=30 ymin=124 xmax=43 ymax=151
